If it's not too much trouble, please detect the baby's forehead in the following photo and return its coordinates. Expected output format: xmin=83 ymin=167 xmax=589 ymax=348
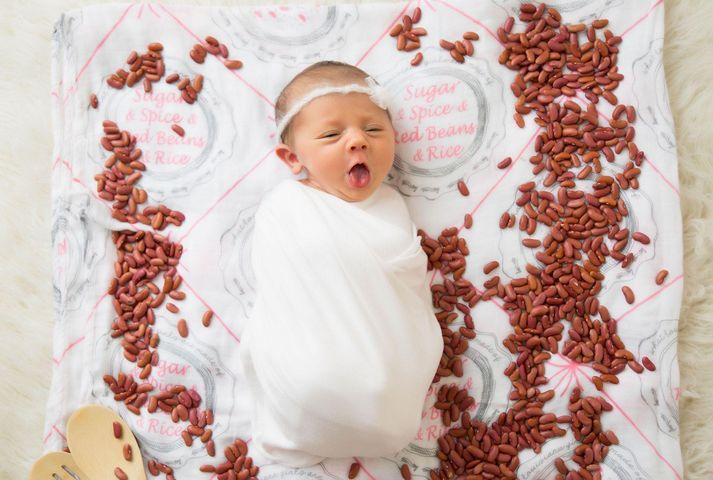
xmin=279 ymin=74 xmax=392 ymax=141
xmin=304 ymin=92 xmax=385 ymax=117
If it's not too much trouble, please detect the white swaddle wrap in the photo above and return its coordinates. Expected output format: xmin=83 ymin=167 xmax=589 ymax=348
xmin=239 ymin=179 xmax=443 ymax=467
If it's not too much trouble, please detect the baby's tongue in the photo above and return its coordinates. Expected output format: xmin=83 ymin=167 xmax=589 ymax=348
xmin=347 ymin=164 xmax=371 ymax=189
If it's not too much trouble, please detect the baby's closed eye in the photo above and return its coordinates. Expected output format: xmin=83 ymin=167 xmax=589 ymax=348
xmin=321 ymin=126 xmax=383 ymax=138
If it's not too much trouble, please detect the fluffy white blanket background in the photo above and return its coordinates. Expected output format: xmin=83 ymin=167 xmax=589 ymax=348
xmin=1 ymin=0 xmax=711 ymax=479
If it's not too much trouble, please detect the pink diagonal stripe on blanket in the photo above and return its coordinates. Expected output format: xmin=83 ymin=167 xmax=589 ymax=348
xmin=52 ymin=336 xmax=86 ymax=366
xmin=57 ymin=3 xmax=137 ymax=105
xmin=353 ymin=457 xmax=379 ymax=480
xmin=157 ymin=4 xmax=275 ymax=107
xmin=84 ymin=292 xmax=109 ymax=327
xmin=53 ymin=424 xmax=67 ymax=442
xmin=432 ymin=0 xmax=502 ymax=45
xmin=551 ymin=368 xmax=574 ymax=397
xmin=560 ymin=366 xmax=577 ymax=395
xmin=594 ymin=379 xmax=682 ymax=479
xmin=354 ymin=0 xmax=415 ymax=67
xmin=621 ymin=0 xmax=664 ymax=38
xmin=177 ymin=148 xmax=273 ymax=244
xmin=548 ymin=364 xmax=568 ymax=381
xmin=421 ymin=0 xmax=437 ymax=13
xmin=147 ymin=3 xmax=161 ymax=18
xmin=41 ymin=423 xmax=71 ymax=445
xmin=615 ymin=274 xmax=683 ymax=322
xmin=553 ymin=354 xmax=595 ymax=372
xmin=52 ymin=291 xmax=108 ymax=365
xmin=642 ymin=153 xmax=680 ymax=196
xmin=551 ymin=354 xmax=588 ymax=396
xmin=42 ymin=425 xmax=55 ymax=444
xmin=177 ymin=270 xmax=241 ymax=344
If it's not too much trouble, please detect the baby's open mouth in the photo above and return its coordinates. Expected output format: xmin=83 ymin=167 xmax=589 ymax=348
xmin=347 ymin=162 xmax=371 ymax=189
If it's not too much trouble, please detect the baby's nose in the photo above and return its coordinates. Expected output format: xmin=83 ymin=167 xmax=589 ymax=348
xmin=347 ymin=132 xmax=367 ymax=151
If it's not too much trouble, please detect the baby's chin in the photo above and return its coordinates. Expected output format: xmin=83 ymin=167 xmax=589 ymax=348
xmin=344 ymin=189 xmax=375 ymax=203
xmin=300 ymin=176 xmax=378 ymax=203
xmin=335 ymin=179 xmax=378 ymax=203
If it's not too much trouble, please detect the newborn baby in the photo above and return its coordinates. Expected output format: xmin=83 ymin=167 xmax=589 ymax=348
xmin=239 ymin=61 xmax=444 ymax=468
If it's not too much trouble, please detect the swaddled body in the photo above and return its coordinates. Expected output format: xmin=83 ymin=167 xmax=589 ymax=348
xmin=239 ymin=178 xmax=443 ymax=467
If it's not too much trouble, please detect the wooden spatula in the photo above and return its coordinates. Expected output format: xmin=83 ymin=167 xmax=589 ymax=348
xmin=29 ymin=451 xmax=89 ymax=480
xmin=66 ymin=404 xmax=147 ymax=480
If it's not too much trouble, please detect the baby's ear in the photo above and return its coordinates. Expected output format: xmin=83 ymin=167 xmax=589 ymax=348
xmin=275 ymin=143 xmax=304 ymax=175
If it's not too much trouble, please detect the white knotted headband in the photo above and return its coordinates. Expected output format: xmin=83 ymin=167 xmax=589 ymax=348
xmin=275 ymin=76 xmax=392 ymax=141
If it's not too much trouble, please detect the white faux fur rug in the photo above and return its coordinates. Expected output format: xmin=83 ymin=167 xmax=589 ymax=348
xmin=2 ymin=0 xmax=712 ymax=478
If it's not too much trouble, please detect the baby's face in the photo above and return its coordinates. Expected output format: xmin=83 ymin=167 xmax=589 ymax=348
xmin=276 ymin=91 xmax=396 ymax=203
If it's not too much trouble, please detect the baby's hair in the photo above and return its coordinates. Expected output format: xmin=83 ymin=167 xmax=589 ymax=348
xmin=274 ymin=60 xmax=392 ymax=144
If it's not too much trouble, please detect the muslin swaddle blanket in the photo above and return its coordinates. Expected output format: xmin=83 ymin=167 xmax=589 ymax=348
xmin=239 ymin=179 xmax=444 ymax=467
xmin=48 ymin=1 xmax=685 ymax=478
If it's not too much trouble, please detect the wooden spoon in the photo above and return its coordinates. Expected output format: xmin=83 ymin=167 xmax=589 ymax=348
xmin=29 ymin=451 xmax=88 ymax=480
xmin=66 ymin=404 xmax=147 ymax=480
